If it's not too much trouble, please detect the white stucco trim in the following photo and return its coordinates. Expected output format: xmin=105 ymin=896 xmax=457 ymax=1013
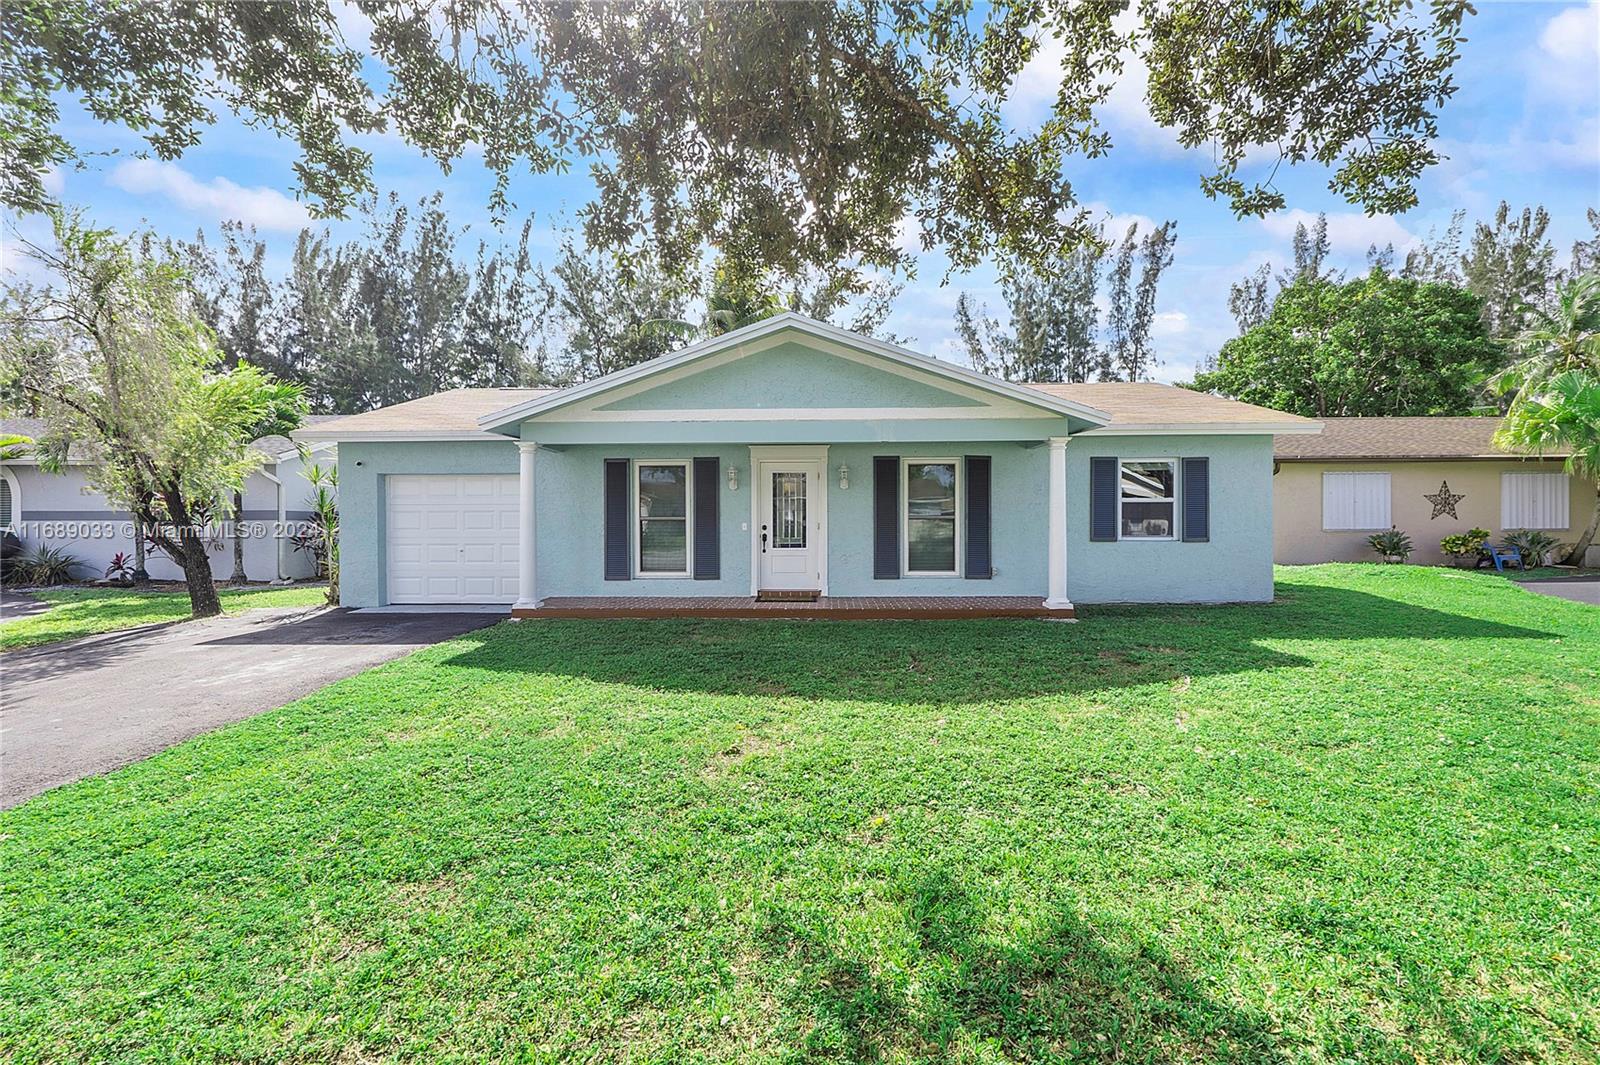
xmin=1085 ymin=422 xmax=1324 ymax=436
xmin=0 ymin=464 xmax=20 ymax=531
xmin=540 ymin=406 xmax=1064 ymax=423
xmin=478 ymin=314 xmax=1112 ymax=430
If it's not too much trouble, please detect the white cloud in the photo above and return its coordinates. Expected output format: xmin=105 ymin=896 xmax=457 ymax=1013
xmin=330 ymin=0 xmax=374 ymax=51
xmin=1530 ymin=4 xmax=1600 ymax=96
xmin=1079 ymin=200 xmax=1158 ymax=237
xmin=1004 ymin=11 xmax=1190 ymax=157
xmin=1150 ymin=311 xmax=1189 ymax=337
xmin=108 ymin=159 xmax=310 ymax=231
xmin=1259 ymin=209 xmax=1418 ymax=258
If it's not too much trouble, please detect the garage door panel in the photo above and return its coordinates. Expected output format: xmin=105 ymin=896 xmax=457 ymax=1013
xmin=389 ymin=543 xmax=423 ymax=565
xmin=386 ymin=474 xmax=519 ymax=604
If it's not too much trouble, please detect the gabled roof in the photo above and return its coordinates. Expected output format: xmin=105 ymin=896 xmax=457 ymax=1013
xmin=293 ymin=318 xmax=1321 ymax=442
xmin=475 ymin=313 xmax=1112 ymax=432
xmin=1273 ymin=416 xmax=1568 ymax=461
xmin=1028 ymin=382 xmax=1320 ymax=435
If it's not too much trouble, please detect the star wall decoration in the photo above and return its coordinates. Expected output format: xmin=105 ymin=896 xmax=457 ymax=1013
xmin=1425 ymin=480 xmax=1465 ymax=520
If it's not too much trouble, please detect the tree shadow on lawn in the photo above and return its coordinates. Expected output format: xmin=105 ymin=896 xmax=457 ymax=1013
xmin=434 ymin=583 xmax=1559 ymax=705
xmin=755 ymin=866 xmax=1318 ymax=1062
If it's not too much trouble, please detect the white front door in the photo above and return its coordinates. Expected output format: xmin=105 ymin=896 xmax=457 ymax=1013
xmin=386 ymin=474 xmax=520 ymax=603
xmin=757 ymin=459 xmax=823 ymax=591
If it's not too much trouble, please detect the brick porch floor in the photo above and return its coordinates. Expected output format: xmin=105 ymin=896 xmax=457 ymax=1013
xmin=514 ymin=596 xmax=1074 ymax=620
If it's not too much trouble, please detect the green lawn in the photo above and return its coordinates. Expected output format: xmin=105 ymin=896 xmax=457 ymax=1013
xmin=0 ymin=583 xmax=330 ymax=650
xmin=1 ymin=565 xmax=1596 ymax=1063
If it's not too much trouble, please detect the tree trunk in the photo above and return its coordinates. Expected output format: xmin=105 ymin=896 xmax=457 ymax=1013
xmin=229 ymin=489 xmax=248 ymax=585
xmin=131 ymin=517 xmax=150 ymax=584
xmin=1560 ymin=485 xmax=1600 ymax=567
xmin=160 ymin=487 xmax=221 ymax=618
xmin=177 ymin=525 xmax=222 ymax=618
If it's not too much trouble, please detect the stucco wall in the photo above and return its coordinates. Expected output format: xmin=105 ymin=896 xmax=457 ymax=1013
xmin=2 ymin=461 xmax=320 ymax=582
xmin=1273 ymin=459 xmax=1595 ymax=565
xmin=338 ymin=433 xmax=1278 ymax=607
xmin=1068 ymin=434 xmax=1276 ymax=603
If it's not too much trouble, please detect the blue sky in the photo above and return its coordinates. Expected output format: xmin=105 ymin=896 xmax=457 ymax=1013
xmin=7 ymin=1 xmax=1598 ymax=384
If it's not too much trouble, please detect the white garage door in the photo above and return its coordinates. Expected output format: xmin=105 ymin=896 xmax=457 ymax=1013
xmin=386 ymin=474 xmax=519 ymax=603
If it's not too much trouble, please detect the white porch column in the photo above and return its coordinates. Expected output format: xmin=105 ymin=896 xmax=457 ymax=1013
xmin=514 ymin=441 xmax=540 ymax=611
xmin=1044 ymin=435 xmax=1073 ymax=610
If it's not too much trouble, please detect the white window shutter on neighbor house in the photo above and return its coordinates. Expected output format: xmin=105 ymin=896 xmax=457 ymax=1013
xmin=1322 ymin=472 xmax=1391 ymax=531
xmin=1501 ymin=472 xmax=1569 ymax=530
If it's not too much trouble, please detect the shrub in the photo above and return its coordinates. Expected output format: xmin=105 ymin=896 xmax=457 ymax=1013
xmin=104 ymin=552 xmax=135 ymax=582
xmin=1439 ymin=527 xmax=1491 ymax=565
xmin=5 ymin=545 xmax=87 ymax=585
xmin=1367 ymin=526 xmax=1414 ymax=563
xmin=1502 ymin=529 xmax=1564 ymax=567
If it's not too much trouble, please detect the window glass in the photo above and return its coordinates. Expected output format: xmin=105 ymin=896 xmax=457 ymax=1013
xmin=638 ymin=464 xmax=688 ymax=572
xmin=907 ymin=461 xmax=957 ymax=572
xmin=1120 ymin=460 xmax=1175 ymax=538
xmin=771 ymin=472 xmax=807 ymax=548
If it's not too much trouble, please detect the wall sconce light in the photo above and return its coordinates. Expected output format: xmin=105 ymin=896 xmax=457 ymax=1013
xmin=726 ymin=464 xmax=739 ymax=491
xmin=837 ymin=463 xmax=850 ymax=490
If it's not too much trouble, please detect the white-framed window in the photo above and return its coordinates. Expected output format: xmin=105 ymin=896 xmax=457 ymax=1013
xmin=1502 ymin=471 xmax=1570 ymax=530
xmin=0 ymin=466 xmax=18 ymax=532
xmin=1322 ymin=471 xmax=1391 ymax=531
xmin=903 ymin=458 xmax=960 ymax=575
xmin=1119 ymin=459 xmax=1177 ymax=540
xmin=634 ymin=460 xmax=692 ymax=576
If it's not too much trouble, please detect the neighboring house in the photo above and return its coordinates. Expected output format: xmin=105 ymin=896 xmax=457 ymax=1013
xmin=0 ymin=417 xmax=336 ymax=582
xmin=298 ymin=315 xmax=1319 ymax=616
xmin=1274 ymin=417 xmax=1598 ymax=566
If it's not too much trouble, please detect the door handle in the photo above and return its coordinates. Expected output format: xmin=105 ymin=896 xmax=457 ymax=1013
xmin=760 ymin=525 xmax=768 ymax=553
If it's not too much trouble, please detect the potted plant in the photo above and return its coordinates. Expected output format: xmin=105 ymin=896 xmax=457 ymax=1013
xmin=1440 ymin=527 xmax=1491 ymax=568
xmin=1502 ymin=529 xmax=1563 ymax=568
xmin=1367 ymin=526 xmax=1413 ymax=564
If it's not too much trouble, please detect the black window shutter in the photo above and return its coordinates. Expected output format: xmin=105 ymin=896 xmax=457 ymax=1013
xmin=603 ymin=458 xmax=630 ymax=580
xmin=1182 ymin=457 xmax=1210 ymax=543
xmin=1089 ymin=456 xmax=1119 ymax=542
xmin=873 ymin=456 xmax=900 ymax=579
xmin=692 ymin=456 xmax=720 ymax=579
xmin=964 ymin=455 xmax=992 ymax=579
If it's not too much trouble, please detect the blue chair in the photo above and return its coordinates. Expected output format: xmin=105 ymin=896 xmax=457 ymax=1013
xmin=1487 ymin=543 xmax=1524 ymax=572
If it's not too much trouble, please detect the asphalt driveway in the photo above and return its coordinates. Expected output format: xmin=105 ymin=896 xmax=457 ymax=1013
xmin=1 ymin=607 xmax=498 ymax=809
xmin=1519 ymin=573 xmax=1600 ymax=605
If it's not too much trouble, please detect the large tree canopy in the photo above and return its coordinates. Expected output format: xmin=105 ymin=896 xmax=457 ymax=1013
xmin=5 ymin=1 xmax=1468 ymax=277
xmin=1192 ymin=271 xmax=1500 ymax=418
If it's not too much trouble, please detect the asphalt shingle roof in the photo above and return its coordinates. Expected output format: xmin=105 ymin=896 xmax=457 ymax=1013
xmin=1272 ymin=416 xmax=1567 ymax=461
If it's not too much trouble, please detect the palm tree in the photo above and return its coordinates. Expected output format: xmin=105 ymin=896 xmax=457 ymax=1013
xmin=1493 ymin=273 xmax=1600 ymax=565
xmin=0 ymin=434 xmax=31 ymax=461
xmin=1489 ymin=273 xmax=1600 ymax=396
xmin=643 ymin=261 xmax=786 ymax=342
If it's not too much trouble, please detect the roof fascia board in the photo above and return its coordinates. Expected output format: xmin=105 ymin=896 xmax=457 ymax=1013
xmin=292 ymin=429 xmax=512 ymax=443
xmin=1083 ymin=422 xmax=1324 ymax=436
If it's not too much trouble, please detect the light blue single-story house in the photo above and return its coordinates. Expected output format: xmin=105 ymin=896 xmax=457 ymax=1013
xmin=298 ymin=315 xmax=1320 ymax=618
